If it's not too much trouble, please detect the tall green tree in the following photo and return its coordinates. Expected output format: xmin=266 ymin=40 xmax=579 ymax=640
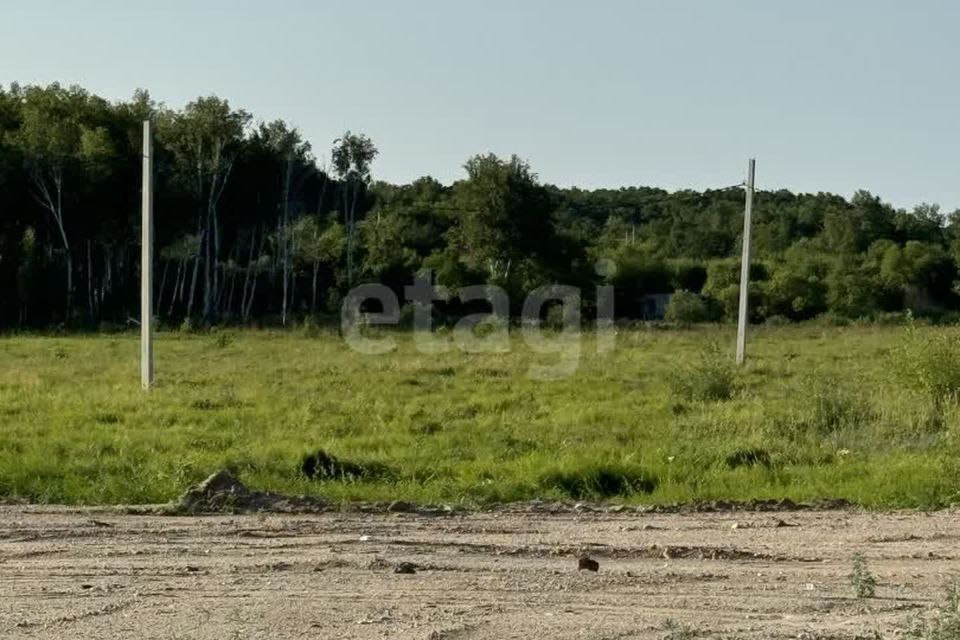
xmin=450 ymin=154 xmax=554 ymax=292
xmin=331 ymin=131 xmax=378 ymax=287
xmin=161 ymin=97 xmax=250 ymax=322
xmin=10 ymin=84 xmax=113 ymax=317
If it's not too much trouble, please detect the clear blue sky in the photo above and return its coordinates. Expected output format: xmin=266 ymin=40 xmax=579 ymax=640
xmin=3 ymin=1 xmax=957 ymax=210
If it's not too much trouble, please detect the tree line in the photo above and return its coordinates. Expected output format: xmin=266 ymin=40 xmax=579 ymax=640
xmin=1 ymin=82 xmax=958 ymax=329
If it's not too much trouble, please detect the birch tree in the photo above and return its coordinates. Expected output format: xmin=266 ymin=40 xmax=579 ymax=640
xmin=162 ymin=97 xmax=250 ymax=324
xmin=331 ymin=131 xmax=378 ymax=287
xmin=12 ymin=84 xmax=112 ymax=318
xmin=287 ymin=215 xmax=345 ymax=312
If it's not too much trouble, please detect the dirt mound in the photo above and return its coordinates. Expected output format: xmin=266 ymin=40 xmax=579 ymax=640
xmin=173 ymin=469 xmax=329 ymax=515
xmin=165 ymin=470 xmax=854 ymax=516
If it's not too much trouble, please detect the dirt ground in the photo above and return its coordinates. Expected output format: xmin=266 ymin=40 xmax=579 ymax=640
xmin=1 ymin=505 xmax=957 ymax=639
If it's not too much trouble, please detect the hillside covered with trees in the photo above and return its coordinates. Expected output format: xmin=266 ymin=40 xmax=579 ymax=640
xmin=1 ymin=82 xmax=958 ymax=329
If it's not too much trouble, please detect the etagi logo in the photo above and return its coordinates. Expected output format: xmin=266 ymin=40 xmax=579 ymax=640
xmin=340 ymin=261 xmax=618 ymax=380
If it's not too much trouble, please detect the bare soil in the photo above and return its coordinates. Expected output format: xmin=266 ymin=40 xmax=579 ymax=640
xmin=0 ymin=505 xmax=956 ymax=639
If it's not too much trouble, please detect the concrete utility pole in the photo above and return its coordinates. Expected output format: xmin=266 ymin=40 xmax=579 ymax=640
xmin=141 ymin=120 xmax=155 ymax=389
xmin=735 ymin=158 xmax=755 ymax=366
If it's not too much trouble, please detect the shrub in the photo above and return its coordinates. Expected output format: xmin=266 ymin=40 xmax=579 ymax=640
xmin=540 ymin=462 xmax=656 ymax=499
xmin=893 ymin=324 xmax=960 ymax=404
xmin=397 ymin=303 xmax=417 ymax=329
xmin=211 ymin=330 xmax=234 ymax=349
xmin=724 ymin=447 xmax=772 ymax=469
xmin=702 ymin=259 xmax=769 ymax=322
xmin=658 ymin=619 xmax=698 ymax=640
xmin=669 ymin=342 xmax=738 ymax=402
xmin=664 ymin=290 xmax=711 ymax=324
xmin=544 ymin=303 xmax=568 ymax=331
xmin=669 ymin=260 xmax=708 ymax=293
xmin=302 ymin=315 xmax=320 ymax=338
xmin=907 ymin=580 xmax=960 ymax=639
xmin=871 ymin=311 xmax=913 ymax=326
xmin=934 ymin=311 xmax=960 ymax=327
xmin=813 ymin=311 xmax=851 ymax=327
xmin=805 ymin=376 xmax=873 ymax=436
xmin=851 ymin=552 xmax=877 ymax=599
xmin=299 ymin=449 xmax=394 ymax=481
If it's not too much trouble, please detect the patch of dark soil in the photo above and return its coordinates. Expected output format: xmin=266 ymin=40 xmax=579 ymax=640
xmin=473 ymin=368 xmax=508 ymax=378
xmin=641 ymin=544 xmax=818 ymax=562
xmin=299 ymin=449 xmax=394 ymax=481
xmin=189 ymin=397 xmax=242 ymax=411
xmin=171 ymin=469 xmax=328 ymax=515
xmin=130 ymin=467 xmax=856 ymax=515
xmin=636 ymin=498 xmax=855 ymax=513
xmin=562 ymin=544 xmax=808 ymax=562
xmin=867 ymin=533 xmax=923 ymax=543
xmin=541 ymin=465 xmax=657 ymax=499
xmin=394 ymin=561 xmax=418 ymax=574
xmin=724 ymin=447 xmax=772 ymax=469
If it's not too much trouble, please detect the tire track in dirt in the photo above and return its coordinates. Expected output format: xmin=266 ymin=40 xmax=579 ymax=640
xmin=0 ymin=507 xmax=957 ymax=639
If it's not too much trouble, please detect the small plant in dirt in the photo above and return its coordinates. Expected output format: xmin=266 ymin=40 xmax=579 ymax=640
xmin=669 ymin=341 xmax=738 ymax=402
xmin=851 ymin=552 xmax=877 ymax=599
xmin=906 ymin=580 xmax=960 ymax=639
xmin=658 ymin=619 xmax=698 ymax=640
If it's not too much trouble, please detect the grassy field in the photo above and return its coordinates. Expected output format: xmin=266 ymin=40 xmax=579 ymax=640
xmin=1 ymin=323 xmax=959 ymax=508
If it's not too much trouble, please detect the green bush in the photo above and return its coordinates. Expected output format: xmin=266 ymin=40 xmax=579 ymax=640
xmin=907 ymin=580 xmax=960 ymax=639
xmin=871 ymin=311 xmax=913 ymax=326
xmin=762 ymin=253 xmax=829 ymax=320
xmin=893 ymin=325 xmax=960 ymax=404
xmin=664 ymin=290 xmax=711 ymax=324
xmin=934 ymin=311 xmax=960 ymax=326
xmin=724 ymin=447 xmax=772 ymax=469
xmin=668 ymin=342 xmax=738 ymax=402
xmin=851 ymin=552 xmax=877 ymax=599
xmin=806 ymin=376 xmax=873 ymax=436
xmin=669 ymin=259 xmax=708 ymax=293
xmin=211 ymin=329 xmax=235 ymax=349
xmin=540 ymin=462 xmax=656 ymax=499
xmin=813 ymin=311 xmax=852 ymax=327
xmin=544 ymin=303 xmax=568 ymax=330
xmin=702 ymin=259 xmax=769 ymax=322
xmin=302 ymin=315 xmax=321 ymax=338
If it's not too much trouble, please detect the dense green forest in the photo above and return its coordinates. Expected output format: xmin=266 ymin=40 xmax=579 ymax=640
xmin=1 ymin=82 xmax=958 ymax=329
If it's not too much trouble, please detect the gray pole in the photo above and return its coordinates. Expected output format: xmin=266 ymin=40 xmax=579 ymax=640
xmin=141 ymin=120 xmax=155 ymax=389
xmin=735 ymin=158 xmax=755 ymax=366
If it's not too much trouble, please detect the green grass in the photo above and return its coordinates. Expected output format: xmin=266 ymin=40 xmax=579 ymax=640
xmin=1 ymin=324 xmax=959 ymax=507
